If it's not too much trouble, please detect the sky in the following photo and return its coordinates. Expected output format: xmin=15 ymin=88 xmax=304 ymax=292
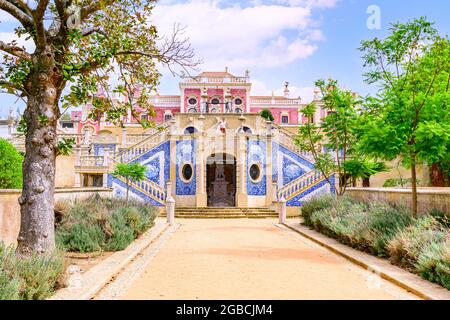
xmin=1 ymin=0 xmax=450 ymax=118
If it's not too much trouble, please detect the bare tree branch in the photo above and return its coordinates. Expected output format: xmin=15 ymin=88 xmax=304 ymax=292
xmin=0 ymin=0 xmax=34 ymax=29
xmin=0 ymin=40 xmax=32 ymax=60
xmin=32 ymin=0 xmax=50 ymax=48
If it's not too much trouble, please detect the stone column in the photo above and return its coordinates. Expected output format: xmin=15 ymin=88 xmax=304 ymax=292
xmin=196 ymin=130 xmax=207 ymax=207
xmin=102 ymin=173 xmax=108 ymax=188
xmin=236 ymin=132 xmax=248 ymax=207
xmin=103 ymin=148 xmax=110 ymax=167
xmin=75 ymin=147 xmax=81 ymax=166
xmin=265 ymin=122 xmax=274 ymax=207
xmin=122 ymin=127 xmax=127 ymax=147
xmin=75 ymin=173 xmax=81 ymax=188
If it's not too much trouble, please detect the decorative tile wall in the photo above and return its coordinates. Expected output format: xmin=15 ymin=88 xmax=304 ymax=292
xmin=272 ymin=142 xmax=315 ymax=188
xmin=130 ymin=141 xmax=170 ymax=187
xmin=247 ymin=140 xmax=266 ymax=196
xmin=176 ymin=139 xmax=197 ymax=195
xmin=108 ymin=175 xmax=165 ymax=207
xmin=94 ymin=143 xmax=117 ymax=156
xmin=286 ymin=175 xmax=336 ymax=206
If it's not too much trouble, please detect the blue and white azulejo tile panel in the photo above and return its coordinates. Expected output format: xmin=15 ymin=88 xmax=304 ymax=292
xmin=176 ymin=139 xmax=197 ymax=195
xmin=247 ymin=140 xmax=266 ymax=196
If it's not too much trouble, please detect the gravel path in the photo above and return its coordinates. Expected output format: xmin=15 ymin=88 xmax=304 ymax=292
xmin=117 ymin=219 xmax=417 ymax=300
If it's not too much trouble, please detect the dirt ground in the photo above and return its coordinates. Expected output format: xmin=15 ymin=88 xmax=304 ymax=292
xmin=119 ymin=219 xmax=417 ymax=300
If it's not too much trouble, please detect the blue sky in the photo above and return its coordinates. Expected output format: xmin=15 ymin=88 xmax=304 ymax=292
xmin=1 ymin=0 xmax=449 ymax=118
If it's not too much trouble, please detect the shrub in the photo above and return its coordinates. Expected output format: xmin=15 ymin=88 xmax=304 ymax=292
xmin=364 ymin=203 xmax=414 ymax=257
xmin=387 ymin=215 xmax=447 ymax=269
xmin=416 ymin=239 xmax=450 ymax=290
xmin=0 ymin=243 xmax=66 ymax=300
xmin=0 ymin=138 xmax=23 ymax=189
xmin=302 ymin=196 xmax=449 ymax=290
xmin=56 ymin=195 xmax=157 ymax=253
xmin=300 ymin=194 xmax=334 ymax=226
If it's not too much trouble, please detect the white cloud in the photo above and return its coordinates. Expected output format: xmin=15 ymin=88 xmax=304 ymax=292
xmin=151 ymin=0 xmax=334 ymax=70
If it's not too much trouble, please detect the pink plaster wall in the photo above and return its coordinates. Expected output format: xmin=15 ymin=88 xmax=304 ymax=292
xmin=250 ymin=107 xmax=299 ymax=125
xmin=184 ymin=88 xmax=201 ymax=112
xmin=154 ymin=107 xmax=180 ymax=122
xmin=230 ymin=89 xmax=247 ymax=112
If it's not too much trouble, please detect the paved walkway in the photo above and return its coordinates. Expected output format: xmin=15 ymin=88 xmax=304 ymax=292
xmin=117 ymin=219 xmax=417 ymax=300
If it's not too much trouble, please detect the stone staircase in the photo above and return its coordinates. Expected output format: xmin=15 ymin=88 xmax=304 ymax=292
xmin=162 ymin=207 xmax=279 ymax=219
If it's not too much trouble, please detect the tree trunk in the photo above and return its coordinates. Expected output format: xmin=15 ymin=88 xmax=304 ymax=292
xmin=430 ymin=163 xmax=445 ymax=187
xmin=362 ymin=178 xmax=370 ymax=187
xmin=16 ymin=47 xmax=61 ymax=257
xmin=410 ymin=156 xmax=418 ymax=218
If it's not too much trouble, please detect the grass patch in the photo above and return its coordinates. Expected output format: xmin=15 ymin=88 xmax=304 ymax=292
xmin=55 ymin=195 xmax=157 ymax=253
xmin=301 ymin=194 xmax=450 ymax=290
xmin=0 ymin=244 xmax=66 ymax=300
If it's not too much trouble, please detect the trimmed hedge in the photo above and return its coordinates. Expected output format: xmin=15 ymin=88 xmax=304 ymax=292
xmin=301 ymin=195 xmax=450 ymax=290
xmin=55 ymin=195 xmax=157 ymax=253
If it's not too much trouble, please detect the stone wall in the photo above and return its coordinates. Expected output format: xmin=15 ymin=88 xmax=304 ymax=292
xmin=0 ymin=188 xmax=113 ymax=246
xmin=346 ymin=187 xmax=450 ymax=215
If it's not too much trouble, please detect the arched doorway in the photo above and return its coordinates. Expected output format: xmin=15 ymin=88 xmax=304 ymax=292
xmin=206 ymin=153 xmax=237 ymax=207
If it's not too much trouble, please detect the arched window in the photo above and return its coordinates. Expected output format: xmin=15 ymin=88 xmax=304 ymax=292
xmin=164 ymin=113 xmax=173 ymax=122
xmin=235 ymin=108 xmax=243 ymax=114
xmin=188 ymin=108 xmax=197 ymax=113
xmin=188 ymin=97 xmax=197 ymax=106
xmin=184 ymin=126 xmax=198 ymax=135
xmin=211 ymin=98 xmax=220 ymax=105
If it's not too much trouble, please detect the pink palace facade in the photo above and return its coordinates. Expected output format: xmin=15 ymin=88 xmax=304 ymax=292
xmin=73 ymin=69 xmax=319 ymax=133
xmin=149 ymin=69 xmax=302 ymax=125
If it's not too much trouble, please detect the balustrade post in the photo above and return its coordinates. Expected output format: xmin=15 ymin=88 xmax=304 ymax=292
xmin=75 ymin=147 xmax=81 ymax=166
xmin=166 ymin=181 xmax=172 ymax=198
xmin=279 ymin=196 xmax=287 ymax=224
xmin=166 ymin=195 xmax=175 ymax=226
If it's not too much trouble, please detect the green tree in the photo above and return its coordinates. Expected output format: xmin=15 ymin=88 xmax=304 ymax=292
xmin=260 ymin=108 xmax=274 ymax=122
xmin=343 ymin=159 xmax=387 ymax=187
xmin=296 ymin=78 xmax=361 ymax=195
xmin=112 ymin=163 xmax=146 ymax=202
xmin=358 ymin=17 xmax=450 ymax=216
xmin=0 ymin=139 xmax=23 ymax=189
xmin=0 ymin=0 xmax=198 ymax=256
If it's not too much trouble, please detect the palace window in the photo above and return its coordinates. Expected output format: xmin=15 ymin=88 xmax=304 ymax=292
xmin=211 ymin=98 xmax=220 ymax=105
xmin=164 ymin=113 xmax=173 ymax=122
xmin=281 ymin=115 xmax=289 ymax=124
xmin=184 ymin=126 xmax=197 ymax=135
xmin=234 ymin=98 xmax=243 ymax=106
xmin=141 ymin=114 xmax=149 ymax=122
xmin=181 ymin=163 xmax=194 ymax=182
xmin=188 ymin=97 xmax=197 ymax=106
xmin=249 ymin=163 xmax=261 ymax=182
xmin=188 ymin=108 xmax=197 ymax=113
xmin=235 ymin=108 xmax=243 ymax=114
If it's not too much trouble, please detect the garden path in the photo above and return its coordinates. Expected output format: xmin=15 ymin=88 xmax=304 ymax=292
xmin=111 ymin=219 xmax=418 ymax=300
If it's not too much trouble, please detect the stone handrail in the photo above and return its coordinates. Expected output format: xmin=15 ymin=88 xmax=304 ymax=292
xmin=278 ymin=170 xmax=325 ymax=201
xmin=115 ymin=122 xmax=171 ymax=163
xmin=114 ymin=174 xmax=166 ymax=204
xmin=272 ymin=124 xmax=316 ymax=163
xmin=78 ymin=155 xmax=108 ymax=167
xmin=115 ymin=128 xmax=169 ymax=163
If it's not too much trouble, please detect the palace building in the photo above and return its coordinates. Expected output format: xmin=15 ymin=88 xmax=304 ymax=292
xmin=10 ymin=69 xmax=335 ymax=215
